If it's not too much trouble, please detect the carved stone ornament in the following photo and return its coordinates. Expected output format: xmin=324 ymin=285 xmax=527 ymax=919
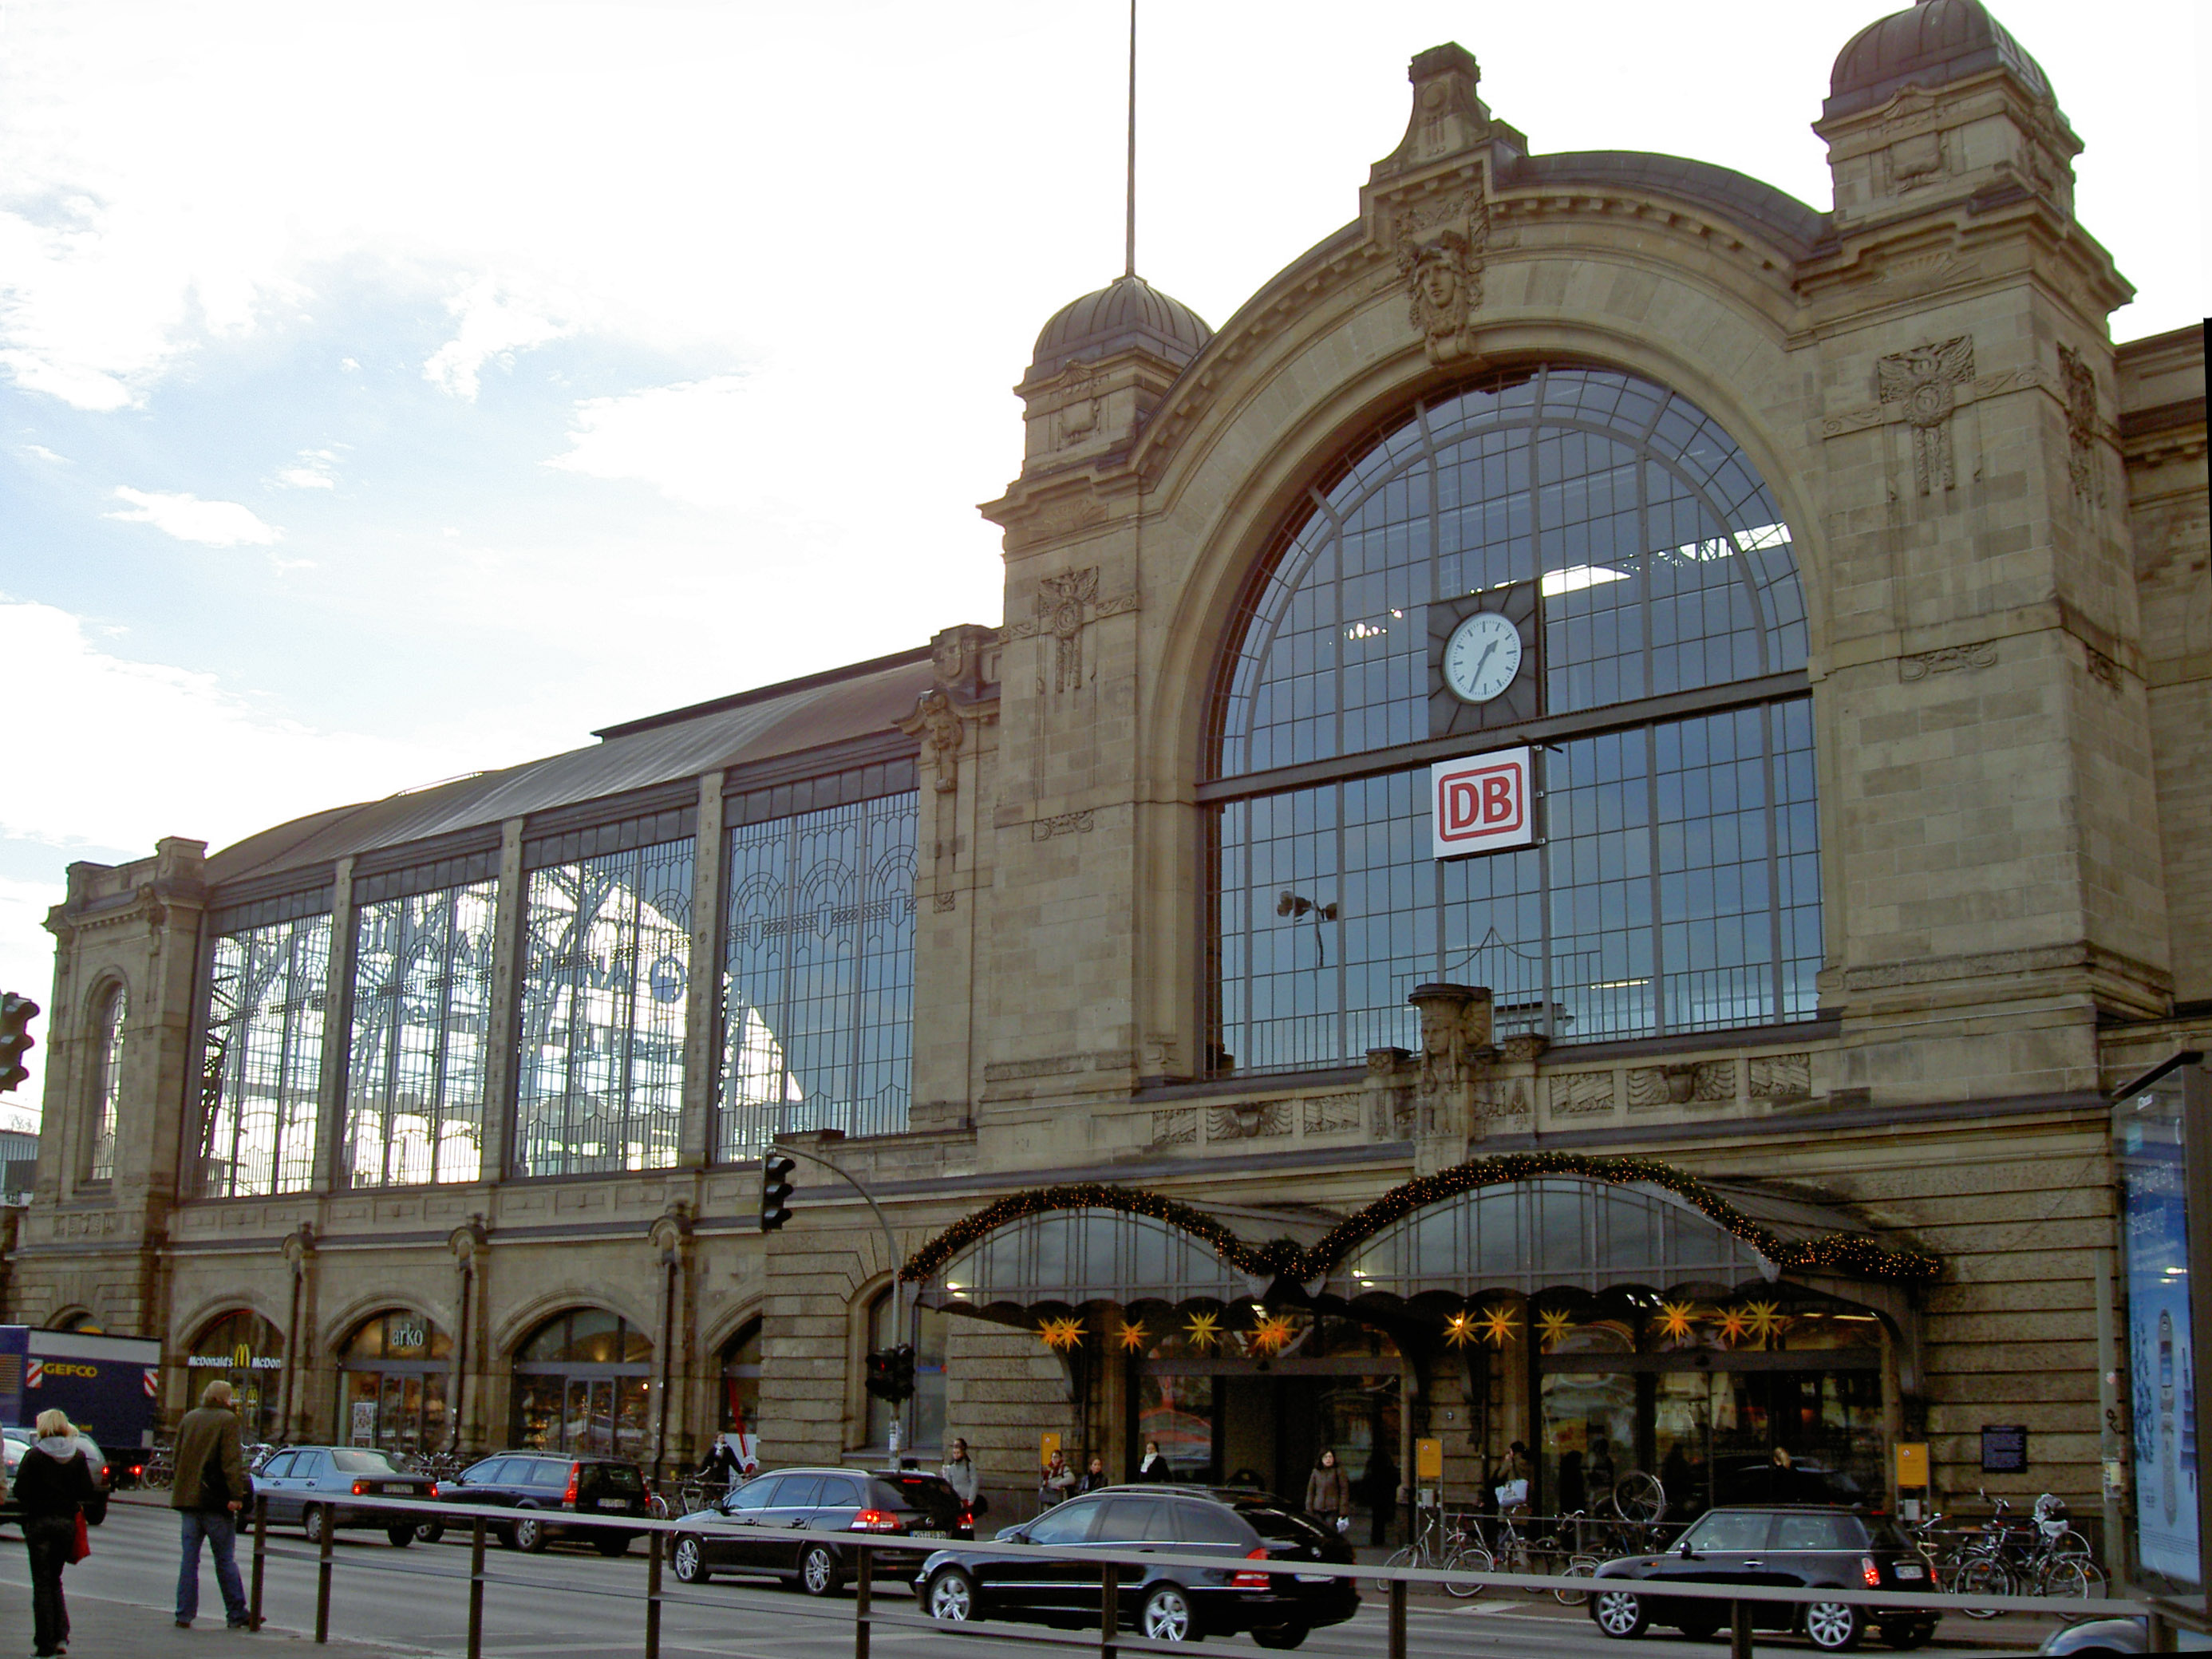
xmin=2057 ymin=343 xmax=2103 ymax=506
xmin=1878 ymin=336 xmax=1975 ymax=495
xmin=1399 ymin=229 xmax=1482 ymax=364
xmin=1037 ymin=567 xmax=1100 ymax=693
xmin=1899 ymin=641 xmax=1998 ymax=681
xmin=909 ymin=689 xmax=963 ymax=792
xmin=1408 ymin=982 xmax=1495 ymax=1102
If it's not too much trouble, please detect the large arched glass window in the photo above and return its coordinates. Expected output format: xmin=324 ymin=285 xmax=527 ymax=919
xmin=1209 ymin=365 xmax=1819 ymax=1069
xmin=87 ymin=983 xmax=125 ymax=1182
xmin=509 ymin=1308 xmax=654 ymax=1457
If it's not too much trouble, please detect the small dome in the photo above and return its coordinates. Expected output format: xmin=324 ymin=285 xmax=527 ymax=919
xmin=1029 ymin=275 xmax=1213 ymax=381
xmin=1826 ymin=0 xmax=2054 ymax=120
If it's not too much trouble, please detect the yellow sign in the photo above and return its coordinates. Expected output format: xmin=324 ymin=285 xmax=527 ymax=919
xmin=1415 ymin=1437 xmax=1444 ymax=1480
xmin=1039 ymin=1432 xmax=1061 ymax=1467
xmin=1895 ymin=1442 xmax=1929 ymax=1487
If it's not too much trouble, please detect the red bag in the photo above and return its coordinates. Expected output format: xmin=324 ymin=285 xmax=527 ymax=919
xmin=66 ymin=1513 xmax=89 ymax=1565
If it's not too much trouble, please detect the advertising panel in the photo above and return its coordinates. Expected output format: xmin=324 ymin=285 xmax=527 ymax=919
xmin=1430 ymin=747 xmax=1536 ymax=859
xmin=2118 ymin=1065 xmax=2202 ymax=1592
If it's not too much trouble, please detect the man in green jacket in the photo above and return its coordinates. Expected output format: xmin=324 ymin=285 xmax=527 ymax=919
xmin=171 ymin=1379 xmax=251 ymax=1629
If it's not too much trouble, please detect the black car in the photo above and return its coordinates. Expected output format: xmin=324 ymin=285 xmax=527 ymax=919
xmin=439 ymin=1452 xmax=652 ymax=1554
xmin=914 ymin=1484 xmax=1358 ymax=1649
xmin=1589 ymin=1505 xmax=1937 ymax=1652
xmin=671 ymin=1467 xmax=971 ymax=1594
xmin=252 ymin=1446 xmax=439 ymax=1546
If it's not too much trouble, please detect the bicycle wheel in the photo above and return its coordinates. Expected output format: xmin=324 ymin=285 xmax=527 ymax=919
xmin=2047 ymin=1528 xmax=2093 ymax=1562
xmin=1375 ymin=1544 xmax=1419 ymax=1594
xmin=1612 ymin=1471 xmax=1665 ymax=1523
xmin=1954 ymin=1554 xmax=2010 ymax=1618
xmin=1443 ymin=1544 xmax=1492 ymax=1599
xmin=2036 ymin=1558 xmax=2103 ymax=1600
xmin=1554 ymin=1556 xmax=1598 ymax=1606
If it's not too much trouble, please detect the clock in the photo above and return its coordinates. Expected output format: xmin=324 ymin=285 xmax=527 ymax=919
xmin=1441 ymin=610 xmax=1523 ymax=703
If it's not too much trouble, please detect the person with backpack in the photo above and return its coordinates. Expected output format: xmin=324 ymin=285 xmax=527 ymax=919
xmin=171 ymin=1378 xmax=251 ymax=1630
xmin=16 ymin=1408 xmax=97 ymax=1659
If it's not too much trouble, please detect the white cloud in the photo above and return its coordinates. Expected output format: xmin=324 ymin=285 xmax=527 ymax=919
xmin=422 ymin=275 xmax=577 ymax=401
xmin=107 ymin=486 xmax=280 ymax=547
xmin=18 ymin=443 xmax=66 ymax=464
xmin=273 ymin=448 xmax=338 ymax=489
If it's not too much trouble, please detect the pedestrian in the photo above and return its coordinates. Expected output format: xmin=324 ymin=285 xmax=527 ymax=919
xmin=17 ymin=1408 xmax=97 ymax=1659
xmin=1038 ymin=1448 xmax=1074 ymax=1508
xmin=1305 ymin=1448 xmax=1352 ymax=1533
xmin=1494 ymin=1440 xmax=1531 ymax=1511
xmin=698 ymin=1434 xmax=743 ymax=1493
xmin=1361 ymin=1444 xmax=1398 ymax=1546
xmin=172 ymin=1377 xmax=252 ymax=1630
xmin=1076 ymin=1455 xmax=1109 ymax=1495
xmin=1136 ymin=1440 xmax=1169 ymax=1482
xmin=941 ymin=1437 xmax=986 ymax=1518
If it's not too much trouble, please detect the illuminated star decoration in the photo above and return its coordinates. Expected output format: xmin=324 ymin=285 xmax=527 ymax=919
xmin=1535 ymin=1308 xmax=1574 ymax=1351
xmin=1742 ymin=1301 xmax=1786 ymax=1348
xmin=1115 ymin=1320 xmax=1149 ymax=1353
xmin=1038 ymin=1316 xmax=1085 ymax=1352
xmin=1183 ymin=1310 xmax=1222 ymax=1351
xmin=1656 ymin=1302 xmax=1697 ymax=1344
xmin=1714 ymin=1306 xmax=1752 ymax=1347
xmin=1247 ymin=1313 xmax=1296 ymax=1356
xmin=1444 ymin=1311 xmax=1479 ymax=1349
xmin=1477 ymin=1305 xmax=1519 ymax=1348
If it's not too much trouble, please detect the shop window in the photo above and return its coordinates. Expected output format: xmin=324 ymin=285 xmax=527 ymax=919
xmin=717 ymin=1321 xmax=760 ymax=1455
xmin=1209 ymin=365 xmax=1819 ymax=1068
xmin=189 ymin=1310 xmax=285 ymax=1444
xmin=335 ymin=1310 xmax=452 ymax=1456
xmin=510 ymin=1308 xmax=653 ymax=1459
xmin=199 ymin=911 xmax=332 ymax=1196
xmin=85 ymin=983 xmax=124 ymax=1182
xmin=863 ymin=1291 xmax=945 ymax=1455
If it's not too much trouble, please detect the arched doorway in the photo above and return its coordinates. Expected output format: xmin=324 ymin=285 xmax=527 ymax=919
xmin=189 ymin=1310 xmax=285 ymax=1444
xmin=509 ymin=1309 xmax=652 ymax=1458
xmin=334 ymin=1310 xmax=452 ymax=1456
xmin=717 ymin=1321 xmax=760 ymax=1462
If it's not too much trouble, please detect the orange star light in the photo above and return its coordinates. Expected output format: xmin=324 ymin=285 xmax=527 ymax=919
xmin=1743 ymin=1302 xmax=1786 ymax=1347
xmin=1247 ymin=1313 xmax=1296 ymax=1355
xmin=1183 ymin=1310 xmax=1222 ymax=1351
xmin=1038 ymin=1316 xmax=1085 ymax=1352
xmin=1714 ymin=1306 xmax=1752 ymax=1346
xmin=1536 ymin=1308 xmax=1574 ymax=1351
xmin=1444 ymin=1311 xmax=1479 ymax=1349
xmin=1115 ymin=1320 xmax=1149 ymax=1353
xmin=1656 ymin=1302 xmax=1697 ymax=1343
xmin=1477 ymin=1305 xmax=1520 ymax=1348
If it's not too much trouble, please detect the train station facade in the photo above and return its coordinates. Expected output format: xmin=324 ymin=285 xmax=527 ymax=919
xmin=11 ymin=0 xmax=2207 ymax=1542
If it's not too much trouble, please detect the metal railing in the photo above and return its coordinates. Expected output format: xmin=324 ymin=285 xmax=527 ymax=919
xmin=235 ymin=1489 xmax=2150 ymax=1659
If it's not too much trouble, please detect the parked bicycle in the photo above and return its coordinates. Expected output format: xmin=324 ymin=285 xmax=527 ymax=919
xmin=1948 ymin=1491 xmax=2103 ymax=1615
xmin=1380 ymin=1503 xmax=1491 ymax=1598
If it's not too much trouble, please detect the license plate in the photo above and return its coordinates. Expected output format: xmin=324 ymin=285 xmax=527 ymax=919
xmin=1295 ymin=1573 xmax=1330 ymax=1582
xmin=596 ymin=1499 xmax=627 ymax=1510
xmin=1894 ymin=1563 xmax=1925 ymax=1579
xmin=913 ymin=1529 xmax=946 ymax=1539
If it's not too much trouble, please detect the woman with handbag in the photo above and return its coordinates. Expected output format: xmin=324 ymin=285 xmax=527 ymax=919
xmin=16 ymin=1408 xmax=97 ymax=1658
xmin=1305 ymin=1448 xmax=1352 ymax=1534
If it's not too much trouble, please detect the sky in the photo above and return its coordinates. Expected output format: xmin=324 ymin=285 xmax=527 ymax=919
xmin=0 ymin=0 xmax=2203 ymax=1122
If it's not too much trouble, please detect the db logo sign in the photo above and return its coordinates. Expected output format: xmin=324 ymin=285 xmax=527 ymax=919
xmin=1431 ymin=747 xmax=1536 ymax=858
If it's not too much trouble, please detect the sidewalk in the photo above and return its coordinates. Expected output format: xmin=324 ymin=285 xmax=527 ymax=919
xmin=0 ymin=1588 xmax=417 ymax=1657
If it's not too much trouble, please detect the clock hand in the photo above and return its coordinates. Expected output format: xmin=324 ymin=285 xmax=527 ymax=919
xmin=1471 ymin=639 xmax=1498 ymax=679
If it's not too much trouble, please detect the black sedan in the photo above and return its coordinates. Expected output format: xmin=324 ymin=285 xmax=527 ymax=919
xmin=671 ymin=1467 xmax=970 ymax=1594
xmin=1588 ymin=1504 xmax=1937 ymax=1651
xmin=914 ymin=1484 xmax=1357 ymax=1648
xmin=252 ymin=1446 xmax=440 ymax=1546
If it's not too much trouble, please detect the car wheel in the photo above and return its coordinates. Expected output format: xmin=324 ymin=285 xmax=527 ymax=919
xmin=302 ymin=1505 xmax=328 ymax=1546
xmin=927 ymin=1567 xmax=978 ymax=1623
xmin=1879 ymin=1619 xmax=1936 ymax=1650
xmin=798 ymin=1542 xmax=842 ymax=1596
xmin=1676 ymin=1611 xmax=1724 ymax=1641
xmin=1141 ymin=1584 xmax=1199 ymax=1643
xmin=513 ymin=1514 xmax=548 ymax=1554
xmin=1803 ymin=1599 xmax=1866 ymax=1652
xmin=386 ymin=1524 xmax=414 ymax=1548
xmin=1590 ymin=1589 xmax=1649 ymax=1639
xmin=594 ymin=1533 xmax=630 ymax=1557
xmin=1251 ymin=1625 xmax=1309 ymax=1649
xmin=671 ymin=1535 xmax=710 ymax=1584
xmin=415 ymin=1522 xmax=445 ymax=1545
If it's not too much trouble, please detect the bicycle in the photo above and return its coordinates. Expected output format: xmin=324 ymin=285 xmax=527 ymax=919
xmin=140 ymin=1442 xmax=176 ymax=1491
xmin=1379 ymin=1503 xmax=1491 ymax=1598
xmin=1949 ymin=1492 xmax=2106 ymax=1615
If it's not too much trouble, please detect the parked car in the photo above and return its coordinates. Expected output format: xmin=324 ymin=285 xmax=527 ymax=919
xmin=253 ymin=1445 xmax=440 ymax=1546
xmin=2 ymin=1427 xmax=111 ymax=1526
xmin=1588 ymin=1504 xmax=1937 ymax=1651
xmin=2040 ymin=1618 xmax=2212 ymax=1654
xmin=670 ymin=1466 xmax=971 ymax=1594
xmin=437 ymin=1452 xmax=651 ymax=1554
xmin=914 ymin=1483 xmax=1358 ymax=1648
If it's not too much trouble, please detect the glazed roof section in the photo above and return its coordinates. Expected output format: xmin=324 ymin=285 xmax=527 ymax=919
xmin=204 ymin=646 xmax=936 ymax=890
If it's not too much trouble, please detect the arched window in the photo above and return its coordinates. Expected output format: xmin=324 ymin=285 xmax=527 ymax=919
xmin=190 ymin=1309 xmax=285 ymax=1443
xmin=509 ymin=1309 xmax=653 ymax=1458
xmin=1209 ymin=365 xmax=1819 ymax=1069
xmin=87 ymin=983 xmax=124 ymax=1182
xmin=863 ymin=1290 xmax=946 ymax=1456
xmin=335 ymin=1310 xmax=452 ymax=1456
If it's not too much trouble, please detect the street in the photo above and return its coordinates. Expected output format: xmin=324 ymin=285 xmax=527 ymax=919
xmin=0 ymin=1500 xmax=2064 ymax=1659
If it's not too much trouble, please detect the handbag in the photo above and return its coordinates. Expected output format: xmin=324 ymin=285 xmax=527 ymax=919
xmin=67 ymin=1512 xmax=89 ymax=1565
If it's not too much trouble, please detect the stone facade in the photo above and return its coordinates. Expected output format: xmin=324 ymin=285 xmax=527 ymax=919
xmin=8 ymin=3 xmax=2206 ymax=1554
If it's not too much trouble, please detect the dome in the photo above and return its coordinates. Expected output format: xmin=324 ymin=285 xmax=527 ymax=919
xmin=1826 ymin=0 xmax=2054 ymax=120
xmin=1029 ymin=275 xmax=1213 ymax=381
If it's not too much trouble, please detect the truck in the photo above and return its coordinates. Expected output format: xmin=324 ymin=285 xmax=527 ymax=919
xmin=0 ymin=1327 xmax=162 ymax=1476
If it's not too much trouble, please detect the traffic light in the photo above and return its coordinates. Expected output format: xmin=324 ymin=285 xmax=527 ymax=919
xmin=0 ymin=993 xmax=37 ymax=1093
xmin=863 ymin=1347 xmax=897 ymax=1401
xmin=889 ymin=1343 xmax=916 ymax=1403
xmin=759 ymin=1151 xmax=796 ymax=1232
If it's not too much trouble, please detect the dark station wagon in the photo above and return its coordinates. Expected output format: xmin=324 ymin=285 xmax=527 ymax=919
xmin=439 ymin=1452 xmax=652 ymax=1554
xmin=671 ymin=1467 xmax=972 ymax=1594
xmin=1589 ymin=1505 xmax=1938 ymax=1652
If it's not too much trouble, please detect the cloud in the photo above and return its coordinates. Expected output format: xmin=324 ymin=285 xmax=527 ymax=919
xmin=107 ymin=486 xmax=280 ymax=546
xmin=422 ymin=275 xmax=577 ymax=401
xmin=18 ymin=444 xmax=66 ymax=464
xmin=273 ymin=448 xmax=338 ymax=489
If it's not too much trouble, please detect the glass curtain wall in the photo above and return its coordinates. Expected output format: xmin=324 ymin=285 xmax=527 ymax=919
xmin=717 ymin=790 xmax=918 ymax=1159
xmin=1210 ymin=365 xmax=1819 ymax=1071
xmin=86 ymin=984 xmax=124 ymax=1181
xmin=346 ymin=879 xmax=496 ymax=1187
xmin=515 ymin=831 xmax=693 ymax=1176
xmin=200 ymin=910 xmax=332 ymax=1196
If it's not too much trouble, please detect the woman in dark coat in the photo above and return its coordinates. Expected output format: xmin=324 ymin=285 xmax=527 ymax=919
xmin=17 ymin=1408 xmax=97 ymax=1659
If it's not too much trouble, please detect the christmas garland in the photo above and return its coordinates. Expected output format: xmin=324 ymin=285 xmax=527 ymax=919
xmin=899 ymin=1153 xmax=1938 ymax=1289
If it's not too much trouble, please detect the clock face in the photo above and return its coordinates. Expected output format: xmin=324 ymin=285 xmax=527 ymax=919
xmin=1442 ymin=610 xmax=1523 ymax=704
